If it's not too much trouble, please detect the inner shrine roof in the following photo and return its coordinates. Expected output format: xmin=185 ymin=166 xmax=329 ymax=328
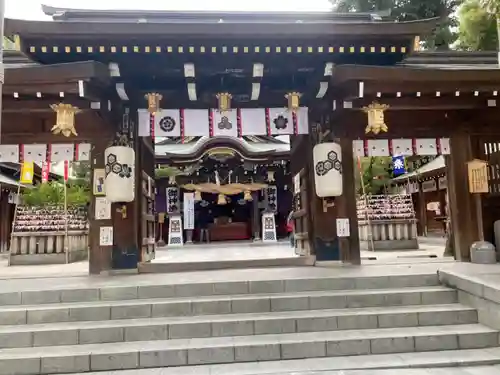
xmin=4 ymin=6 xmax=439 ymax=39
xmin=155 ymin=136 xmax=290 ymax=161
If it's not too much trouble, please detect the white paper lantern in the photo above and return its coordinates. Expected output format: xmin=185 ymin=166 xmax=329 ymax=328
xmin=104 ymin=146 xmax=135 ymax=203
xmin=313 ymin=142 xmax=343 ymax=197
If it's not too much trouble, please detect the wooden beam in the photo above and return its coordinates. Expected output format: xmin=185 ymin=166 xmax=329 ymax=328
xmin=2 ymin=98 xmax=95 ymax=112
xmin=5 ymin=61 xmax=110 ymax=85
xmin=341 ymin=80 xmax=500 ymax=98
xmin=345 ymin=96 xmax=498 ymax=111
xmin=333 ymin=65 xmax=500 ymax=84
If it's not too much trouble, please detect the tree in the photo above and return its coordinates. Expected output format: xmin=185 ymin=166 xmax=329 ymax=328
xmin=456 ymin=0 xmax=497 ymax=51
xmin=478 ymin=0 xmax=500 ymax=56
xmin=355 ymin=157 xmax=393 ymax=195
xmin=329 ymin=0 xmax=460 ymax=50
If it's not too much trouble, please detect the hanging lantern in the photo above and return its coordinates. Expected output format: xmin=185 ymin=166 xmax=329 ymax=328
xmin=216 ymin=92 xmax=232 ymax=113
xmin=363 ymin=102 xmax=389 ymax=135
xmin=285 ymin=92 xmax=301 ymax=113
xmin=313 ymin=142 xmax=343 ymax=198
xmin=104 ymin=146 xmax=135 ymax=203
xmin=50 ymin=103 xmax=81 ymax=137
xmin=194 ymin=190 xmax=202 ymax=201
xmin=217 ymin=193 xmax=227 ymax=205
xmin=244 ymin=190 xmax=253 ymax=201
xmin=145 ymin=93 xmax=163 ymax=114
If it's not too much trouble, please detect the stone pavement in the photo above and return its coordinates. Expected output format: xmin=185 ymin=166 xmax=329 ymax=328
xmin=153 ymin=241 xmax=297 ymax=263
xmin=66 ymin=365 xmax=500 ymax=374
xmin=0 ymin=261 xmax=454 ymax=292
xmin=0 ymin=238 xmax=448 ymax=280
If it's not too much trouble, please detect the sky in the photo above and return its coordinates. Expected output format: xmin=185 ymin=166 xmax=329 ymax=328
xmin=6 ymin=0 xmax=333 ymax=20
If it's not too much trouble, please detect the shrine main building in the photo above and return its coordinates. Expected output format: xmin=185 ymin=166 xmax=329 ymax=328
xmin=2 ymin=5 xmax=500 ymax=273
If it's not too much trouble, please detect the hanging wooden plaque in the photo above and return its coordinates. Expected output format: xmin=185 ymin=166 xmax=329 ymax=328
xmin=467 ymin=159 xmax=489 ymax=194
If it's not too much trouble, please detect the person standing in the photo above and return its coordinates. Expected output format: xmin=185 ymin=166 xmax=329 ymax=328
xmin=286 ymin=211 xmax=295 ymax=248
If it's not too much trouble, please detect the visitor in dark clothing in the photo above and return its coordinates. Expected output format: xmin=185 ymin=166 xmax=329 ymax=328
xmin=198 ymin=210 xmax=211 ymax=243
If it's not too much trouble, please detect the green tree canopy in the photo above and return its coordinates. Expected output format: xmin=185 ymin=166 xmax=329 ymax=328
xmin=456 ymin=0 xmax=497 ymax=50
xmin=329 ymin=0 xmax=460 ymax=49
xmin=354 ymin=157 xmax=394 ymax=195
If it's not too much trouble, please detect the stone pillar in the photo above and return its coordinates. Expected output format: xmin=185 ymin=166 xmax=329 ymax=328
xmin=447 ymin=132 xmax=483 ymax=261
xmin=336 ymin=138 xmax=360 ymax=265
xmin=186 ymin=229 xmax=194 ymax=244
xmin=252 ymin=191 xmax=261 ymax=241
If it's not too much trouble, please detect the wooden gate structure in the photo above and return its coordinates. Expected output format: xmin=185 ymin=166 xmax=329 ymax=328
xmin=2 ymin=6 xmax=500 ymax=273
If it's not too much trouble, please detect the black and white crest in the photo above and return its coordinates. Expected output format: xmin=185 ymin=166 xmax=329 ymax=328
xmin=218 ymin=116 xmax=233 ymax=130
xmin=159 ymin=116 xmax=176 ymax=132
xmin=273 ymin=115 xmax=288 ymax=130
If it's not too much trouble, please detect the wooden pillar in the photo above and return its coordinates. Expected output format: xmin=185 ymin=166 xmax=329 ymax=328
xmin=88 ymin=139 xmax=112 ymax=275
xmin=252 ymin=191 xmax=261 ymax=241
xmin=447 ymin=132 xmax=482 ymax=261
xmin=306 ymin=133 xmax=339 ymax=261
xmin=111 ymin=107 xmax=140 ymax=270
xmin=337 ymin=138 xmax=360 ymax=265
xmin=417 ymin=183 xmax=427 ymax=236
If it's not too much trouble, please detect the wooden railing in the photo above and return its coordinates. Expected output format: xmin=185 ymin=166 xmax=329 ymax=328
xmin=9 ymin=230 xmax=88 ymax=265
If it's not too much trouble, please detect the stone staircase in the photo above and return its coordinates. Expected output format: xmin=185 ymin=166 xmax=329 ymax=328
xmin=1 ymin=273 xmax=500 ymax=374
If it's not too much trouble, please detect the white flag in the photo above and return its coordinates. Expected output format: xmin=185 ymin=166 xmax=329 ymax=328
xmin=138 ymin=109 xmax=151 ymax=137
xmin=240 ymin=108 xmax=267 ymax=136
xmin=184 ymin=109 xmax=210 ymax=136
xmin=212 ymin=110 xmax=238 ymax=137
xmin=155 ymin=109 xmax=181 ymax=137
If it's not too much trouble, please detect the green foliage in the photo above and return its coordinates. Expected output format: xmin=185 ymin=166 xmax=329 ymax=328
xmin=355 ymin=157 xmax=393 ymax=195
xmin=456 ymin=0 xmax=498 ymax=50
xmin=22 ymin=181 xmax=90 ymax=207
xmin=329 ymin=0 xmax=460 ymax=49
xmin=21 ymin=162 xmax=91 ymax=207
xmin=155 ymin=166 xmax=181 ymax=178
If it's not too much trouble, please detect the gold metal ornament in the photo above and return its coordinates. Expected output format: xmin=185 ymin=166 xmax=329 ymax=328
xmin=216 ymin=92 xmax=232 ymax=113
xmin=145 ymin=93 xmax=163 ymax=114
xmin=217 ymin=193 xmax=227 ymax=205
xmin=50 ymin=103 xmax=81 ymax=137
xmin=285 ymin=92 xmax=301 ymax=113
xmin=194 ymin=190 xmax=202 ymax=201
xmin=244 ymin=190 xmax=253 ymax=201
xmin=362 ymin=102 xmax=390 ymax=135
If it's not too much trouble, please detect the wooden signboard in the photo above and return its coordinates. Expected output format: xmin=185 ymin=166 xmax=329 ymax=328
xmin=467 ymin=159 xmax=489 ymax=194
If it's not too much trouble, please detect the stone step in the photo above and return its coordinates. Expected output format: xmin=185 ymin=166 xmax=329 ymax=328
xmin=1 ymin=324 xmax=497 ymax=374
xmin=138 ymin=256 xmax=315 ymax=273
xmin=0 ymin=286 xmax=456 ymax=325
xmin=0 ymin=273 xmax=439 ymax=306
xmin=0 ymin=304 xmax=477 ymax=348
xmin=58 ymin=348 xmax=500 ymax=375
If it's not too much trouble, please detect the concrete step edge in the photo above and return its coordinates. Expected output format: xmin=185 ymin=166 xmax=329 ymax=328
xmin=0 ymin=287 xmax=458 ymax=326
xmin=0 ymin=274 xmax=440 ymax=306
xmin=64 ymin=348 xmax=500 ymax=375
xmin=0 ymin=305 xmax=479 ymax=348
xmin=0 ymin=286 xmax=454 ymax=311
xmin=0 ymin=303 xmax=476 ymax=333
xmin=0 ymin=324 xmax=496 ymax=357
xmin=1 ymin=325 xmax=498 ymax=374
